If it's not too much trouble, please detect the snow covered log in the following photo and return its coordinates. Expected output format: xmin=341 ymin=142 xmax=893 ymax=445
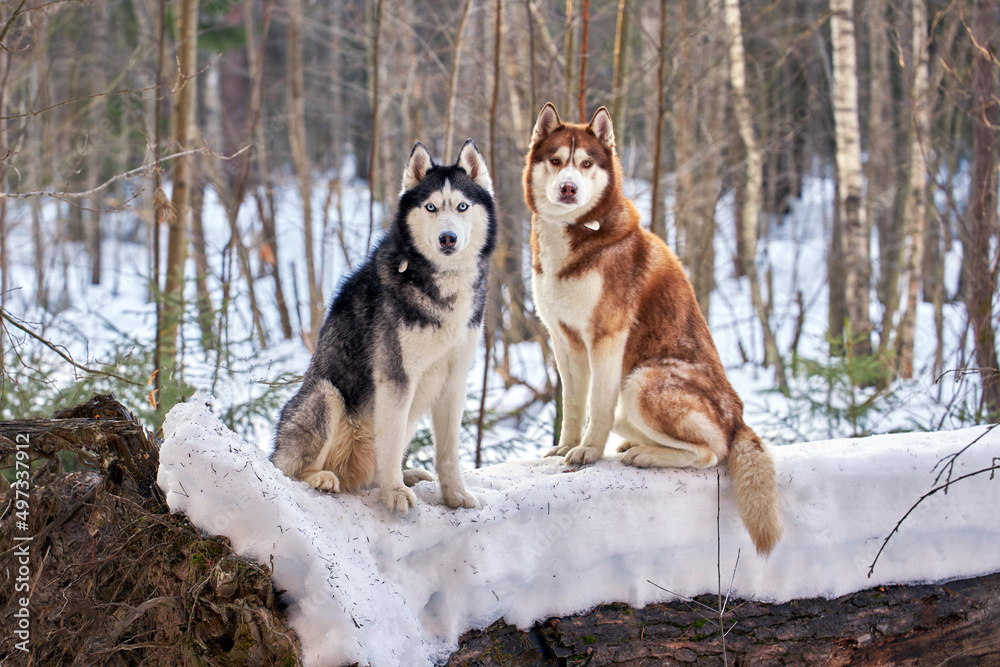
xmin=447 ymin=572 xmax=1000 ymax=665
xmin=157 ymin=398 xmax=1000 ymax=667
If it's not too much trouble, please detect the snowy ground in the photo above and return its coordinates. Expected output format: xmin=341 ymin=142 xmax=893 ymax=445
xmin=159 ymin=398 xmax=1000 ymax=667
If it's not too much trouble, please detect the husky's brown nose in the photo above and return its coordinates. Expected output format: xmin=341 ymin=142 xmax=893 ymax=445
xmin=439 ymin=231 xmax=458 ymax=250
xmin=560 ymin=182 xmax=578 ymax=197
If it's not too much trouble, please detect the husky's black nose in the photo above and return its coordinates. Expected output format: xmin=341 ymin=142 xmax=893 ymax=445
xmin=560 ymin=181 xmax=578 ymax=197
xmin=439 ymin=231 xmax=458 ymax=252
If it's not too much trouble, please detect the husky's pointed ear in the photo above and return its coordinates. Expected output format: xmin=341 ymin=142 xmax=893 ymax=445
xmin=402 ymin=142 xmax=434 ymax=192
xmin=530 ymin=103 xmax=562 ymax=147
xmin=588 ymin=107 xmax=616 ymax=150
xmin=456 ymin=139 xmax=493 ymax=196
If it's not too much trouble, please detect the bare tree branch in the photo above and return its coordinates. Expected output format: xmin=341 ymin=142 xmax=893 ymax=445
xmin=0 ymin=145 xmax=248 ymax=199
xmin=0 ymin=307 xmax=143 ymax=387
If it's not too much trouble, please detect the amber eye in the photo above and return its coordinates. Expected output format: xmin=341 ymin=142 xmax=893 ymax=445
xmin=550 ymin=158 xmax=561 ymax=166
xmin=581 ymin=159 xmax=593 ymax=168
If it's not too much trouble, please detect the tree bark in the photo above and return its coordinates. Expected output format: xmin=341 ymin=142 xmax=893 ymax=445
xmin=648 ymin=0 xmax=667 ymax=242
xmin=672 ymin=1 xmax=721 ymax=322
xmin=189 ymin=176 xmax=216 ymax=351
xmin=158 ymin=0 xmax=199 ymax=376
xmin=867 ymin=0 xmax=901 ymax=363
xmin=672 ymin=1 xmax=691 ymax=260
xmin=923 ymin=11 xmax=960 ymax=380
xmin=0 ymin=47 xmax=7 ymax=315
xmin=723 ymin=0 xmax=787 ymax=391
xmin=287 ymin=0 xmax=323 ymax=343
xmin=610 ymin=0 xmax=630 ymax=129
xmin=367 ymin=0 xmax=383 ymax=252
xmin=243 ymin=0 xmax=291 ymax=341
xmin=829 ymin=0 xmax=871 ymax=356
xmin=447 ymin=572 xmax=1000 ymax=666
xmin=576 ymin=0 xmax=589 ymax=122
xmin=563 ymin=0 xmax=575 ymax=117
xmin=965 ymin=0 xmax=1000 ymax=414
xmin=895 ymin=0 xmax=931 ymax=380
xmin=444 ymin=0 xmax=475 ymax=159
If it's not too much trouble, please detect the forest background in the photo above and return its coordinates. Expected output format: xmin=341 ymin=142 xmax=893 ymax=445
xmin=0 ymin=0 xmax=998 ymax=461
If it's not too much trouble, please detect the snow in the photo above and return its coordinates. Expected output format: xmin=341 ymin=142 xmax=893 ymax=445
xmin=158 ymin=397 xmax=1000 ymax=667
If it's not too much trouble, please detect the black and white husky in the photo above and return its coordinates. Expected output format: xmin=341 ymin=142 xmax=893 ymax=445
xmin=272 ymin=140 xmax=496 ymax=512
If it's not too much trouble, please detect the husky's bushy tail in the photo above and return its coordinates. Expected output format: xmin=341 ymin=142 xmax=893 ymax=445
xmin=728 ymin=425 xmax=782 ymax=556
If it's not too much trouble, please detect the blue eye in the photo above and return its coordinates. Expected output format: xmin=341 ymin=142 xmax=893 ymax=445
xmin=457 ymin=202 xmax=468 ymax=212
xmin=425 ymin=203 xmax=437 ymax=212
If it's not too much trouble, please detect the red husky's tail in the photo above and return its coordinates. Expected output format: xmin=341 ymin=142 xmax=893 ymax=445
xmin=728 ymin=425 xmax=783 ymax=556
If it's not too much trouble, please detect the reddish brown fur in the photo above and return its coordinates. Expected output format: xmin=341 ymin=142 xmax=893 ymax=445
xmin=559 ymin=321 xmax=587 ymax=353
xmin=524 ymin=105 xmax=782 ymax=555
xmin=526 ymin=116 xmax=742 ymax=443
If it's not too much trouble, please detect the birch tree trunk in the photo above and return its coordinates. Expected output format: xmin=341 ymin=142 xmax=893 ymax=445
xmin=895 ymin=0 xmax=931 ymax=379
xmin=723 ymin=0 xmax=787 ymax=391
xmin=287 ymin=0 xmax=323 ymax=343
xmin=158 ymin=0 xmax=199 ymax=375
xmin=829 ymin=0 xmax=871 ymax=355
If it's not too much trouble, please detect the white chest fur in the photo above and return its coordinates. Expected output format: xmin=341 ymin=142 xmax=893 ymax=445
xmin=399 ymin=270 xmax=480 ymax=365
xmin=532 ymin=219 xmax=603 ymax=342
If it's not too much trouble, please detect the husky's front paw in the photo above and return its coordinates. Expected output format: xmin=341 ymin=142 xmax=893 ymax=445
xmin=403 ymin=469 xmax=435 ymax=487
xmin=381 ymin=485 xmax=417 ymax=513
xmin=564 ymin=444 xmax=603 ymax=465
xmin=302 ymin=470 xmax=341 ymax=493
xmin=544 ymin=442 xmax=576 ymax=458
xmin=442 ymin=486 xmax=480 ymax=510
xmin=621 ymin=445 xmax=652 ymax=468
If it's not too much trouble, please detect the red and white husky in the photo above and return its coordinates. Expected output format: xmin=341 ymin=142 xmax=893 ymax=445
xmin=523 ymin=103 xmax=782 ymax=555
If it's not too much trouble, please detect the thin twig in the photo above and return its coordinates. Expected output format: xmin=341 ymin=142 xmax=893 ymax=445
xmin=0 ymin=0 xmax=28 ymax=45
xmin=645 ymin=580 xmax=717 ymax=614
xmin=932 ymin=423 xmax=998 ymax=490
xmin=0 ymin=308 xmax=143 ymax=386
xmin=0 ymin=70 xmax=197 ymax=122
xmin=716 ymin=467 xmax=729 ymax=666
xmin=1 ymin=145 xmax=248 ymax=199
xmin=869 ymin=458 xmax=1000 ymax=577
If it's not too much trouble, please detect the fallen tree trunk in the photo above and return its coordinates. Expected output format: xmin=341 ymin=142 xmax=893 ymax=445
xmin=447 ymin=572 xmax=1000 ymax=666
xmin=5 ymin=396 xmax=999 ymax=666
